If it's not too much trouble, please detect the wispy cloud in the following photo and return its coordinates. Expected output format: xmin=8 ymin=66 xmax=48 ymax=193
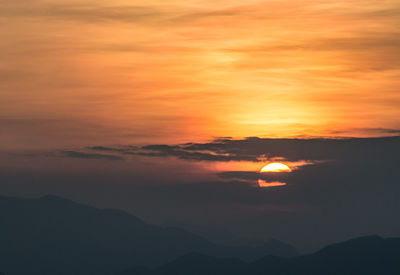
xmin=59 ymin=135 xmax=400 ymax=164
xmin=59 ymin=150 xmax=124 ymax=160
xmin=0 ymin=2 xmax=166 ymax=23
xmin=1 ymin=0 xmax=400 ymax=151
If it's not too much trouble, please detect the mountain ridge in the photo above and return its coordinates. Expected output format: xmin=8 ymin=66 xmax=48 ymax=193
xmin=0 ymin=194 xmax=297 ymax=275
xmin=118 ymin=235 xmax=400 ymax=275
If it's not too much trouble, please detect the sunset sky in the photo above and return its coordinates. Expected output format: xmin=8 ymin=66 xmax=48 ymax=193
xmin=1 ymin=0 xmax=400 ymax=150
xmin=1 ymin=0 xmax=400 ymax=251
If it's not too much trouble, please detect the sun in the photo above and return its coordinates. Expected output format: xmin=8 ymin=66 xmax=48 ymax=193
xmin=260 ymin=162 xmax=291 ymax=173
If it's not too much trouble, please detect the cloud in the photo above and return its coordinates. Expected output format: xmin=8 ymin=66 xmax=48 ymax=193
xmin=225 ymin=35 xmax=400 ymax=53
xmin=135 ymin=135 xmax=400 ymax=163
xmin=137 ymin=144 xmax=254 ymax=161
xmin=0 ymin=2 xmax=165 ymax=23
xmin=364 ymin=128 xmax=400 ymax=134
xmin=59 ymin=150 xmax=123 ymax=160
xmin=73 ymin=135 xmax=400 ymax=171
xmin=217 ymin=171 xmax=292 ymax=183
xmin=330 ymin=128 xmax=400 ymax=136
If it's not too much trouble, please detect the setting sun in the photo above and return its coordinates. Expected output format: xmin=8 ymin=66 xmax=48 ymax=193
xmin=260 ymin=163 xmax=292 ymax=173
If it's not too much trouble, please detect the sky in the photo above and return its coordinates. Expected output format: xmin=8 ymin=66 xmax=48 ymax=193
xmin=1 ymin=0 xmax=400 ymax=150
xmin=1 ymin=0 xmax=400 ymax=251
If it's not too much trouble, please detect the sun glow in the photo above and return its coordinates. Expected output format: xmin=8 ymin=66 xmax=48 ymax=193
xmin=260 ymin=162 xmax=291 ymax=173
xmin=258 ymin=180 xmax=287 ymax=188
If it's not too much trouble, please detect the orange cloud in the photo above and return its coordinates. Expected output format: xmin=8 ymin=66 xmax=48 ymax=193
xmin=1 ymin=0 xmax=400 ymax=150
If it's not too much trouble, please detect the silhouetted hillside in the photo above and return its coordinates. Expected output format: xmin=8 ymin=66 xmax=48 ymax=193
xmin=117 ymin=252 xmax=247 ymax=275
xmin=119 ymin=236 xmax=400 ymax=275
xmin=0 ymin=195 xmax=297 ymax=275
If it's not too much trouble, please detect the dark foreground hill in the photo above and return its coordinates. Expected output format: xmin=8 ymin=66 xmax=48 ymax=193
xmin=0 ymin=195 xmax=296 ymax=275
xmin=118 ymin=236 xmax=400 ymax=275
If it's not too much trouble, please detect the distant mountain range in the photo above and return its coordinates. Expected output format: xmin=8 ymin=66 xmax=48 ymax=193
xmin=0 ymin=195 xmax=297 ymax=275
xmin=118 ymin=236 xmax=400 ymax=275
xmin=1 ymin=195 xmax=399 ymax=275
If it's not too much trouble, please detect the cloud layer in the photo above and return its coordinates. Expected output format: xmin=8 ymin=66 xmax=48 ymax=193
xmin=77 ymin=135 xmax=400 ymax=164
xmin=1 ymin=0 xmax=400 ymax=150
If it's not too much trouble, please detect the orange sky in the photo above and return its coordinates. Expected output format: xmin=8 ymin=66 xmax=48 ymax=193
xmin=1 ymin=0 xmax=400 ymax=150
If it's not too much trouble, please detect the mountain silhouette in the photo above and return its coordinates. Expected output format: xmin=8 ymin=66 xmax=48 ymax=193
xmin=117 ymin=252 xmax=247 ymax=275
xmin=118 ymin=236 xmax=400 ymax=275
xmin=0 ymin=195 xmax=297 ymax=275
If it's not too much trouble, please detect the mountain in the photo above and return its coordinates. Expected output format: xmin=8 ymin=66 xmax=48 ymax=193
xmin=118 ymin=236 xmax=400 ymax=275
xmin=0 ymin=195 xmax=297 ymax=275
xmin=117 ymin=253 xmax=247 ymax=275
xmin=162 ymin=220 xmax=298 ymax=253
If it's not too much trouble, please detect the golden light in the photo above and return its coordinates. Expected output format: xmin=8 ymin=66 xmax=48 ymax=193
xmin=258 ymin=179 xmax=287 ymax=188
xmin=260 ymin=162 xmax=291 ymax=173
